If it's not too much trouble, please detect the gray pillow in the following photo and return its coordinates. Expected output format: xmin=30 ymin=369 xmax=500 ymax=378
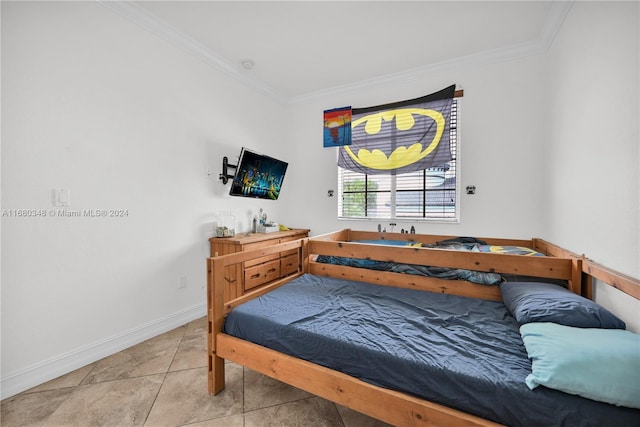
xmin=500 ymin=281 xmax=625 ymax=329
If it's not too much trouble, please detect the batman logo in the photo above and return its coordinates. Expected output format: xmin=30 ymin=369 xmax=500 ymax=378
xmin=344 ymin=108 xmax=445 ymax=170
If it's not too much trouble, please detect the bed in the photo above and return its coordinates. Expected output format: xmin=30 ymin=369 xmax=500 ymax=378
xmin=206 ymin=230 xmax=639 ymax=426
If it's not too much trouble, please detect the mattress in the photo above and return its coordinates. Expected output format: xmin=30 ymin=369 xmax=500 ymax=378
xmin=223 ymin=274 xmax=639 ymax=426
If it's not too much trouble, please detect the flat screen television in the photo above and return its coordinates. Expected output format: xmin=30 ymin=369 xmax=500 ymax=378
xmin=229 ymin=148 xmax=288 ymax=200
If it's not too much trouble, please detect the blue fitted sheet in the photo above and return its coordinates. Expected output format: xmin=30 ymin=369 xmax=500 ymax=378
xmin=223 ymin=274 xmax=639 ymax=426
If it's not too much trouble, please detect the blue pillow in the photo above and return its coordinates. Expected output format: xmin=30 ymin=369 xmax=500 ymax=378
xmin=500 ymin=281 xmax=625 ymax=329
xmin=521 ymin=322 xmax=640 ymax=409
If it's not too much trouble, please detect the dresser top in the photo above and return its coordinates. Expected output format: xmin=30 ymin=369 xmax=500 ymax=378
xmin=209 ymin=228 xmax=310 ymax=245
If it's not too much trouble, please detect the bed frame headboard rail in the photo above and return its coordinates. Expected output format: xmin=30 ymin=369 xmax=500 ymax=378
xmin=307 ymin=239 xmax=580 ymax=295
xmin=343 ymin=229 xmax=534 ymax=248
xmin=308 ymin=240 xmax=574 ymax=279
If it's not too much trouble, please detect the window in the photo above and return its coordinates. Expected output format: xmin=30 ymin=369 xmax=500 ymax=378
xmin=338 ymin=98 xmax=458 ymax=221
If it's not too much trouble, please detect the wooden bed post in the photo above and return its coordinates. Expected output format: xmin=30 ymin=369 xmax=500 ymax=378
xmin=207 ymin=256 xmax=226 ymax=395
xmin=583 ymin=271 xmax=594 ymax=300
xmin=570 ymin=257 xmax=583 ymax=296
xmin=301 ymin=237 xmax=310 ymax=273
xmin=533 ymin=238 xmax=584 ymax=296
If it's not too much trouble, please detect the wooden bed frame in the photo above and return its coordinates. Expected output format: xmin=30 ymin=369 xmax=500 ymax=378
xmin=306 ymin=229 xmax=583 ymax=297
xmin=206 ymin=229 xmax=639 ymax=426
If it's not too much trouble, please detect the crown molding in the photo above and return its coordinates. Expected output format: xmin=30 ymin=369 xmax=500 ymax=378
xmin=538 ymin=0 xmax=574 ymax=51
xmin=289 ymin=1 xmax=574 ymax=104
xmin=97 ymin=0 xmax=573 ymax=106
xmin=96 ymin=0 xmax=288 ymax=105
xmin=289 ymin=38 xmax=546 ymax=105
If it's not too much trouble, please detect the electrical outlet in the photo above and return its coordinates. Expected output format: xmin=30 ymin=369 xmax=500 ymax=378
xmin=179 ymin=275 xmax=187 ymax=289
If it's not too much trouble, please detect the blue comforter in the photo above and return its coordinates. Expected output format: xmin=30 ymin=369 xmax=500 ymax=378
xmin=224 ymin=274 xmax=639 ymax=426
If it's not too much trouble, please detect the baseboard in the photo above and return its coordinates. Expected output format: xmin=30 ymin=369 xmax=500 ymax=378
xmin=0 ymin=303 xmax=206 ymax=400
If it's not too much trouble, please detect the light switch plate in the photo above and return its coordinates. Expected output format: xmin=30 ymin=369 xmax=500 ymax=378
xmin=54 ymin=188 xmax=70 ymax=207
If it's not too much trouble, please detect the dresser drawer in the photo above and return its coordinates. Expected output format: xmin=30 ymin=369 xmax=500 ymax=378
xmin=243 ymin=241 xmax=279 ymax=268
xmin=244 ymin=259 xmax=281 ymax=291
xmin=280 ymin=253 xmax=300 ymax=277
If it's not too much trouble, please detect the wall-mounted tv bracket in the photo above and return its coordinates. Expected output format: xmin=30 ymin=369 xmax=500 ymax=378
xmin=219 ymin=156 xmax=237 ymax=184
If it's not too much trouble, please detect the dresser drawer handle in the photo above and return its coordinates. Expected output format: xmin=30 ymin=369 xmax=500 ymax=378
xmin=267 ymin=268 xmax=277 ymax=273
xmin=250 ymin=273 xmax=260 ymax=279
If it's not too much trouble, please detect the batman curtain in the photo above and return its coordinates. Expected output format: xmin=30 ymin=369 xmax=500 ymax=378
xmin=338 ymin=85 xmax=455 ymax=175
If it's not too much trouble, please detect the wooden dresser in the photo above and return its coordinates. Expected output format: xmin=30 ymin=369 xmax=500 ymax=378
xmin=209 ymin=228 xmax=309 ymax=301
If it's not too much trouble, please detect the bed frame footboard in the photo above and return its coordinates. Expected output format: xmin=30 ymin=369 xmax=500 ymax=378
xmin=216 ymin=333 xmax=501 ymax=427
xmin=207 ymin=239 xmax=308 ymax=395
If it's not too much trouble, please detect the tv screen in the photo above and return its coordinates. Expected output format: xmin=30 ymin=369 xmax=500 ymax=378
xmin=229 ymin=148 xmax=288 ymax=200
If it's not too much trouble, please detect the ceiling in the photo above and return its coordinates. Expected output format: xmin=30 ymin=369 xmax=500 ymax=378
xmin=100 ymin=1 xmax=572 ymax=104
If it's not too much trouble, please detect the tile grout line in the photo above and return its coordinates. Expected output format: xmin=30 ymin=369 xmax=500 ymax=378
xmin=141 ymin=371 xmax=169 ymax=427
xmin=142 ymin=322 xmax=190 ymax=426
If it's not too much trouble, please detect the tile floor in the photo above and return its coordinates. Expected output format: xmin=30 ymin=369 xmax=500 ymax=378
xmin=1 ymin=317 xmax=391 ymax=427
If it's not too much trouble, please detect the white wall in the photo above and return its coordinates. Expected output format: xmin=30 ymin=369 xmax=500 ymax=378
xmin=545 ymin=1 xmax=639 ymax=278
xmin=543 ymin=1 xmax=639 ymax=330
xmin=1 ymin=1 xmax=289 ymax=398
